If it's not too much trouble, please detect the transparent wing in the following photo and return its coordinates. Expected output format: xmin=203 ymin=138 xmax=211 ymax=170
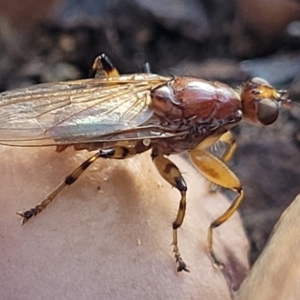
xmin=0 ymin=75 xmax=169 ymax=146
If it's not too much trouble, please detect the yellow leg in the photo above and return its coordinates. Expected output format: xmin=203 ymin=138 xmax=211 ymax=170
xmin=189 ymin=148 xmax=244 ymax=268
xmin=217 ymin=131 xmax=236 ymax=163
xmin=17 ymin=147 xmax=130 ymax=225
xmin=152 ymin=152 xmax=189 ymax=272
xmin=208 ymin=131 xmax=236 ymax=192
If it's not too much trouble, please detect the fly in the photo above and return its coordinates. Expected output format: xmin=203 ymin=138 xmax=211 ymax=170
xmin=0 ymin=53 xmax=291 ymax=272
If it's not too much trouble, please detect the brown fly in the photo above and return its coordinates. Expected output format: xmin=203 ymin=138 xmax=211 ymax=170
xmin=0 ymin=54 xmax=291 ymax=272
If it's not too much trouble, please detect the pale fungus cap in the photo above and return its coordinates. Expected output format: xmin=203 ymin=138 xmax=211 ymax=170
xmin=0 ymin=146 xmax=249 ymax=300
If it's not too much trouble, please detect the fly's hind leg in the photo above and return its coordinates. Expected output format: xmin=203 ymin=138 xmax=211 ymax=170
xmin=55 ymin=55 xmax=119 ymax=154
xmin=90 ymin=53 xmax=120 ymax=78
xmin=189 ymin=148 xmax=244 ymax=268
xmin=17 ymin=146 xmax=131 ymax=225
xmin=151 ymin=151 xmax=189 ymax=272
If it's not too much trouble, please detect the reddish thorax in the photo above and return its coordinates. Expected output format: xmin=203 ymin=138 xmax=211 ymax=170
xmin=150 ymin=77 xmax=241 ymax=125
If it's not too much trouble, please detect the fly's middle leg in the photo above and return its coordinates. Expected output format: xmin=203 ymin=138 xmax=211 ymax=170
xmin=151 ymin=152 xmax=189 ymax=272
xmin=17 ymin=146 xmax=131 ymax=225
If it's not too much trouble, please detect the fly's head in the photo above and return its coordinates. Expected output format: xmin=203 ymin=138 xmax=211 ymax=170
xmin=240 ymin=77 xmax=291 ymax=126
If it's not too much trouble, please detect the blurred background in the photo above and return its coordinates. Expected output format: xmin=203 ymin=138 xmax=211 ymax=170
xmin=0 ymin=0 xmax=300 ymax=264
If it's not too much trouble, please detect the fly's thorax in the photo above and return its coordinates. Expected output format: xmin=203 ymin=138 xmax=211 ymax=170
xmin=150 ymin=134 xmax=206 ymax=155
xmin=150 ymin=76 xmax=242 ymax=126
xmin=150 ymin=81 xmax=184 ymax=120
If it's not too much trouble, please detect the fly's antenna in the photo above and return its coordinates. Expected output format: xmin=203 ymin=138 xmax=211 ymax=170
xmin=277 ymin=89 xmax=293 ymax=109
xmin=281 ymin=74 xmax=300 ymax=108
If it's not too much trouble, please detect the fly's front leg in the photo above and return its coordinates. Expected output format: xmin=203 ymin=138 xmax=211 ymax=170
xmin=218 ymin=131 xmax=236 ymax=163
xmin=17 ymin=146 xmax=130 ymax=225
xmin=151 ymin=152 xmax=189 ymax=272
xmin=209 ymin=131 xmax=236 ymax=192
xmin=189 ymin=148 xmax=244 ymax=268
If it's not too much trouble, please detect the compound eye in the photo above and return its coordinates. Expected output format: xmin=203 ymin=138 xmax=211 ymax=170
xmin=257 ymin=99 xmax=279 ymax=125
xmin=251 ymin=77 xmax=270 ymax=86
